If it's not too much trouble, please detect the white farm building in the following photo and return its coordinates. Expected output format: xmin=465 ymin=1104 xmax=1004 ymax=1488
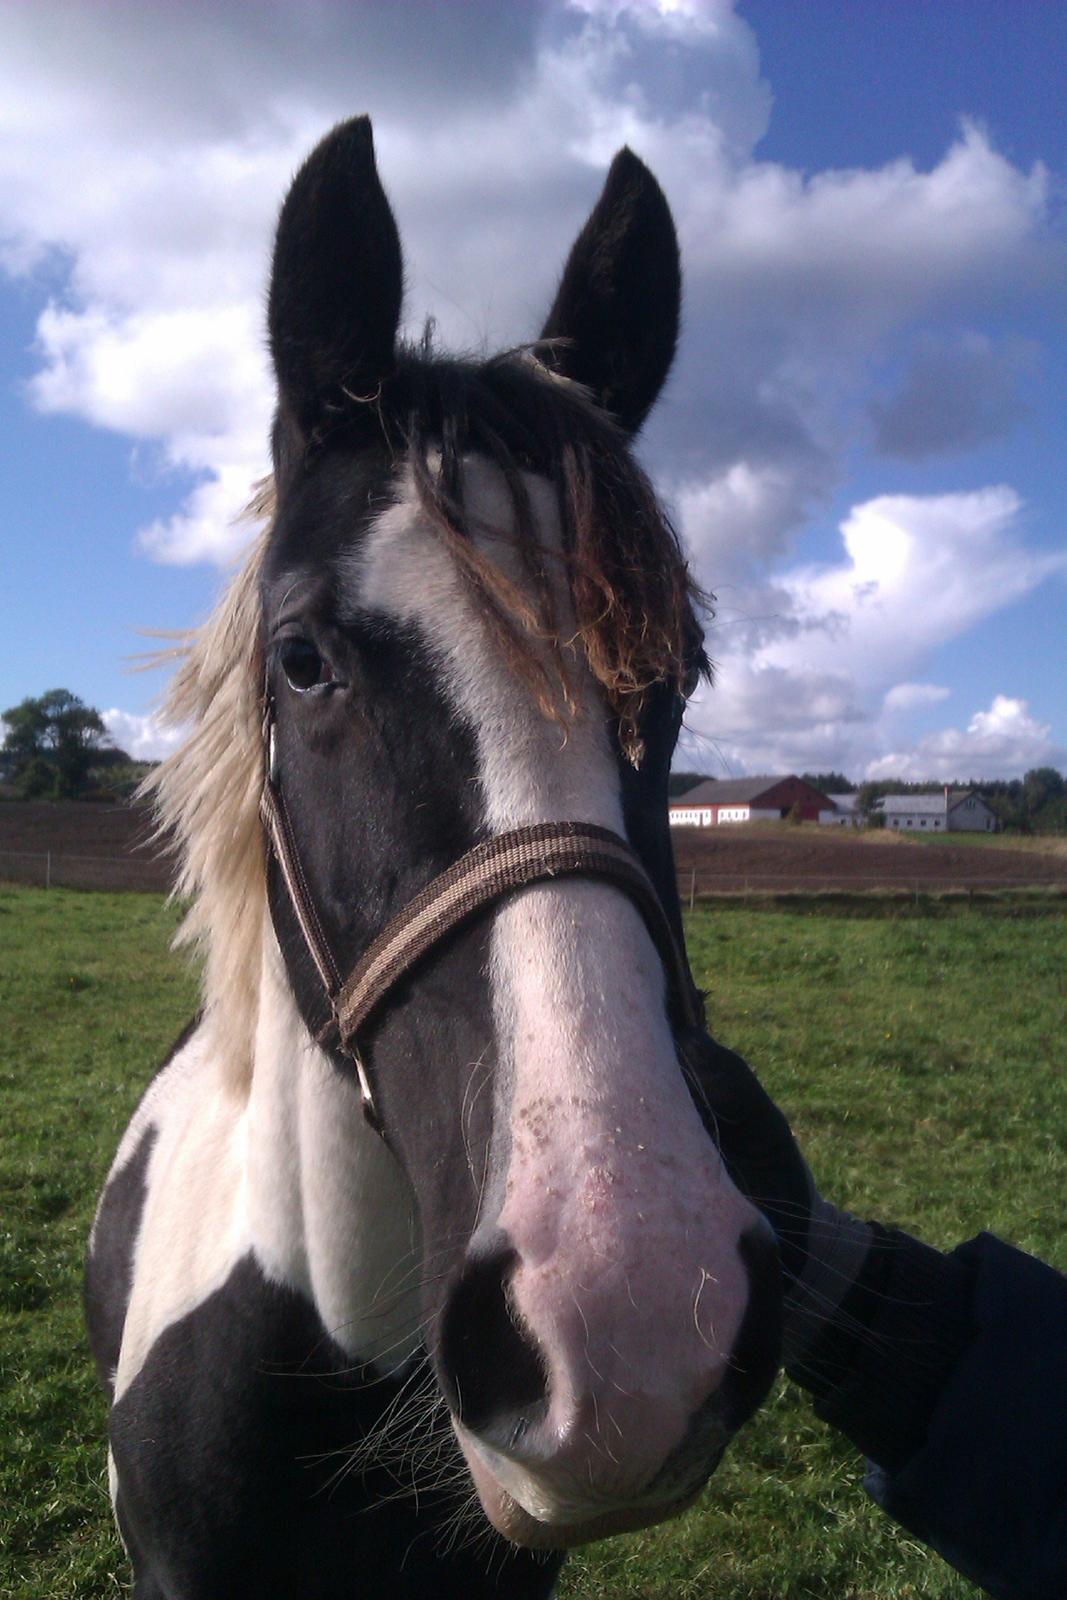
xmin=878 ymin=789 xmax=998 ymax=833
xmin=818 ymin=793 xmax=863 ymax=827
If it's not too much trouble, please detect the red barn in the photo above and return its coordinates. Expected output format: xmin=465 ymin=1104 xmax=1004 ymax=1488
xmin=669 ymin=775 xmax=833 ymax=828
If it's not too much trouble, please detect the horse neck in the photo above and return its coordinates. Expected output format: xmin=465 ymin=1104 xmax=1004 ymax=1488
xmin=245 ymin=931 xmax=423 ymax=1372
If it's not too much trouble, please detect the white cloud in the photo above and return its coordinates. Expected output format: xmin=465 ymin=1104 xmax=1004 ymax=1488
xmin=672 ymin=461 xmax=815 ymax=590
xmin=765 ymin=488 xmax=1065 ymax=688
xmin=568 ymin=0 xmax=730 ymax=36
xmin=684 ymin=120 xmax=1048 ymax=305
xmin=680 ymin=487 xmax=1067 ymax=779
xmin=883 ymin=683 xmax=951 ymax=713
xmin=103 ymin=708 xmax=187 ymax=761
xmin=1 ymin=2 xmax=1056 ymax=570
xmin=0 ymin=0 xmax=773 ymax=560
xmin=866 ymin=695 xmax=1062 ymax=782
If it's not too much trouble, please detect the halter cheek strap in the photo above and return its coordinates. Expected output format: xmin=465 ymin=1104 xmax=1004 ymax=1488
xmin=260 ymin=710 xmax=703 ymax=1134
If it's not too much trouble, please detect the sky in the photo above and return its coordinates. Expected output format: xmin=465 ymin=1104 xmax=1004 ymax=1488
xmin=2 ymin=0 xmax=1065 ymax=783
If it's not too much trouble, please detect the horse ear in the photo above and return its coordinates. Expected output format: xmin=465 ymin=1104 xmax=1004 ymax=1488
xmin=539 ymin=148 xmax=680 ymax=436
xmin=268 ymin=116 xmax=402 ymax=437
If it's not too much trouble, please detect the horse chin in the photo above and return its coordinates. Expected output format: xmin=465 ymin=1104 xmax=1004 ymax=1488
xmin=458 ymin=1431 xmax=706 ymax=1551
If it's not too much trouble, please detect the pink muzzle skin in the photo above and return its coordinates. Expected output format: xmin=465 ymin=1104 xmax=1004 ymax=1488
xmin=439 ymin=1074 xmax=776 ymax=1544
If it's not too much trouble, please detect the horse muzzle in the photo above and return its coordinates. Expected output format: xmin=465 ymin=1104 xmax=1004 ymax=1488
xmin=436 ymin=1223 xmax=781 ymax=1549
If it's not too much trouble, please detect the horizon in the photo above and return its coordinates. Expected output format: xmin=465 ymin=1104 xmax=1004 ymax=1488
xmin=669 ymin=766 xmax=1062 ymax=793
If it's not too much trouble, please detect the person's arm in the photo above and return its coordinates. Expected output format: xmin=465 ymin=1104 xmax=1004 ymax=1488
xmin=680 ymin=1030 xmax=1067 ymax=1600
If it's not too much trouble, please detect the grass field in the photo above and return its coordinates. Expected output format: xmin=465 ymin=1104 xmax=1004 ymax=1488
xmin=900 ymin=829 xmax=1067 ymax=857
xmin=2 ymin=886 xmax=1064 ymax=1598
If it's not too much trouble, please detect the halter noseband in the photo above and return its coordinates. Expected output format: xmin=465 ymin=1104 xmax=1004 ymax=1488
xmin=260 ymin=703 xmax=703 ymax=1135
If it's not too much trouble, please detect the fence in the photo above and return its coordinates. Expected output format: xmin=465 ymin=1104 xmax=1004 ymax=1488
xmin=3 ymin=848 xmax=1065 ymax=903
xmin=678 ymin=866 xmax=1067 ymax=907
xmin=0 ymin=849 xmax=171 ymax=893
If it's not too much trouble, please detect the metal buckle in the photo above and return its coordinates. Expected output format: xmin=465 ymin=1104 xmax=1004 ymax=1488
xmin=268 ymin=720 xmax=279 ymax=788
xmin=350 ymin=1043 xmax=382 ymax=1135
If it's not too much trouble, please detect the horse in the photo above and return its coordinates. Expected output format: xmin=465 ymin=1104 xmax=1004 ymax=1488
xmin=85 ymin=116 xmax=781 ymax=1599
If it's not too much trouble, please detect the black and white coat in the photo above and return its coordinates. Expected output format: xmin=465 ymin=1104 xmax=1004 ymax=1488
xmin=86 ymin=118 xmax=780 ymax=1600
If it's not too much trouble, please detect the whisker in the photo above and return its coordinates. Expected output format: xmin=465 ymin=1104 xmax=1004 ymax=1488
xmin=692 ymin=1267 xmax=723 ymax=1357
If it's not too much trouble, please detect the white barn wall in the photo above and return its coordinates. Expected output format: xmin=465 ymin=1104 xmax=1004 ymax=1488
xmin=948 ymin=796 xmax=997 ymax=831
xmin=716 ymin=806 xmax=752 ymax=824
xmin=886 ymin=812 xmax=945 ymax=831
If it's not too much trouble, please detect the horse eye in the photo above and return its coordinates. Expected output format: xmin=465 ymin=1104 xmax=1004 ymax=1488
xmin=279 ymin=638 xmax=332 ymax=693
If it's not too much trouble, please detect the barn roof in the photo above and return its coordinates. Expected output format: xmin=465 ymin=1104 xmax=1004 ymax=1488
xmin=881 ymin=793 xmax=950 ymax=815
xmin=670 ymin=783 xmax=719 ymax=805
xmin=947 ymin=789 xmax=993 ymax=812
xmin=672 ymin=775 xmax=794 ymax=807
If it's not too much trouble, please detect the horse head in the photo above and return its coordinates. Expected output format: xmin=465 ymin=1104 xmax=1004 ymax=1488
xmin=259 ymin=116 xmax=780 ymax=1549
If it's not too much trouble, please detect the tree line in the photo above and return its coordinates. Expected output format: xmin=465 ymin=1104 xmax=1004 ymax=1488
xmin=0 ymin=690 xmax=153 ymax=801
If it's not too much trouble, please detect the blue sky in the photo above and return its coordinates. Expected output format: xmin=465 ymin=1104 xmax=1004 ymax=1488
xmin=2 ymin=0 xmax=1064 ymax=780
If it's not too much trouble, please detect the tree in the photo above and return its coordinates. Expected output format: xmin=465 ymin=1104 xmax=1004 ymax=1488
xmin=801 ymin=771 xmax=854 ymax=795
xmin=856 ymin=780 xmax=894 ymax=819
xmin=1 ymin=689 xmax=109 ymax=798
xmin=1023 ymin=766 xmax=1064 ymax=814
xmin=669 ymin=770 xmax=712 ymax=798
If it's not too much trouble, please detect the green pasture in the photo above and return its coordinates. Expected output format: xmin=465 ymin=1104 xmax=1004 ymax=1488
xmin=901 ymin=830 xmax=1067 ymax=856
xmin=1 ymin=885 xmax=1064 ymax=1598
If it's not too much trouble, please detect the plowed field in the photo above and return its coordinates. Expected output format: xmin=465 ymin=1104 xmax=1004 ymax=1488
xmin=0 ymin=801 xmax=169 ymax=890
xmin=672 ymin=821 xmax=1067 ymax=895
xmin=1 ymin=801 xmax=1065 ymax=896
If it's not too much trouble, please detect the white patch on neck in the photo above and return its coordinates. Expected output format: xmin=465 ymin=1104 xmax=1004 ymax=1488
xmin=249 ymin=934 xmax=422 ymax=1370
xmin=108 ymin=940 xmax=421 ymax=1405
xmin=110 ymin=1025 xmax=252 ymax=1404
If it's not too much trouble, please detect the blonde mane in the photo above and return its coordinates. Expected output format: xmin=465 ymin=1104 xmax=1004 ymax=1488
xmin=141 ymin=486 xmax=274 ymax=1093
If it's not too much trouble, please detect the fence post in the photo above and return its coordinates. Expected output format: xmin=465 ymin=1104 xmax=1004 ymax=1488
xmin=689 ymin=869 xmax=696 ymax=911
xmin=45 ymin=851 xmax=51 ymax=890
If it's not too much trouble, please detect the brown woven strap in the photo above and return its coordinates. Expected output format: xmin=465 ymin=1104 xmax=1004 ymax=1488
xmin=261 ymin=777 xmax=343 ymax=998
xmin=263 ymin=746 xmax=702 ymax=1135
xmin=327 ymin=821 xmax=702 ymax=1050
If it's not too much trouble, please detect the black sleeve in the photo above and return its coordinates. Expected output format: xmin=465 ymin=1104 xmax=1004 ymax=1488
xmin=796 ymin=1232 xmax=1067 ymax=1600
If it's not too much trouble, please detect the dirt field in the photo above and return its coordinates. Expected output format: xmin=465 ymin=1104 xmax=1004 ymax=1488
xmin=672 ymin=821 xmax=1067 ymax=895
xmin=0 ymin=800 xmax=170 ymax=890
xmin=2 ymin=801 xmax=1066 ymax=897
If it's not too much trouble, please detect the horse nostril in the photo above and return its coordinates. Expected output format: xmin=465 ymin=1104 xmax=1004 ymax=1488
xmin=438 ymin=1239 xmax=548 ymax=1443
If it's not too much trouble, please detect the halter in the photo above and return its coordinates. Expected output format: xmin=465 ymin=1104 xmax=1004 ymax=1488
xmin=260 ymin=702 xmax=703 ymax=1134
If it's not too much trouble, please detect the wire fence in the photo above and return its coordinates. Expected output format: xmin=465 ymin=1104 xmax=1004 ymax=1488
xmin=0 ymin=849 xmax=171 ymax=893
xmin=677 ymin=866 xmax=1067 ymax=907
xmin=3 ymin=848 xmax=1065 ymax=903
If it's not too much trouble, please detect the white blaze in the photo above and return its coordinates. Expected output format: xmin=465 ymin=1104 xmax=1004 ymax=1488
xmin=355 ymin=458 xmax=760 ymax=1518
